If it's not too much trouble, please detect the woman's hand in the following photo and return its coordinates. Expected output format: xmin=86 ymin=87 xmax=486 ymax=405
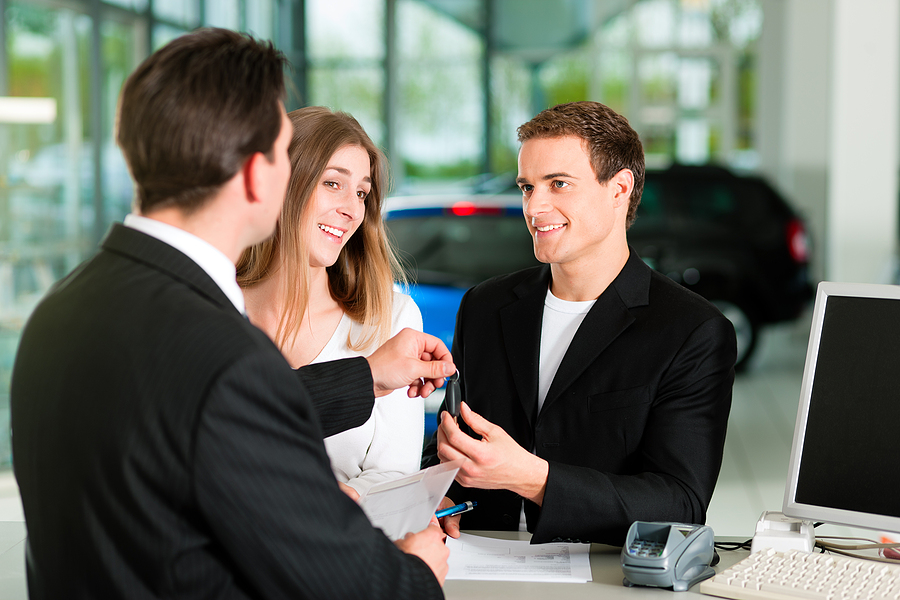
xmin=338 ymin=482 xmax=360 ymax=503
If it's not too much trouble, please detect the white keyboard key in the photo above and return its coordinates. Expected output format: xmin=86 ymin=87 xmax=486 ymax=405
xmin=759 ymin=582 xmax=826 ymax=599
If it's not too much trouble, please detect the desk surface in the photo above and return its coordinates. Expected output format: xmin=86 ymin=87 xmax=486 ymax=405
xmin=0 ymin=524 xmax=746 ymax=599
xmin=0 ymin=521 xmax=26 ymax=600
xmin=444 ymin=531 xmax=747 ymax=600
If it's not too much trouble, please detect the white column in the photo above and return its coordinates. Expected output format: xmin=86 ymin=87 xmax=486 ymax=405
xmin=827 ymin=0 xmax=899 ymax=283
xmin=757 ymin=0 xmax=833 ymax=283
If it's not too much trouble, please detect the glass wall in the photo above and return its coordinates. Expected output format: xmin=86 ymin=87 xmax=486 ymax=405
xmin=101 ymin=16 xmax=141 ymax=231
xmin=0 ymin=0 xmax=764 ymax=469
xmin=306 ymin=0 xmax=386 ymax=146
xmin=597 ymin=0 xmax=763 ymax=168
xmin=1 ymin=3 xmax=95 ymax=466
xmin=304 ymin=0 xmax=486 ymax=186
xmin=489 ymin=54 xmax=530 ymax=177
xmin=0 ymin=0 xmax=285 ymax=469
xmin=395 ymin=0 xmax=483 ymax=183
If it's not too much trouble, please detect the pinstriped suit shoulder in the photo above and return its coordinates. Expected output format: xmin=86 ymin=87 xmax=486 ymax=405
xmin=12 ymin=223 xmax=442 ymax=599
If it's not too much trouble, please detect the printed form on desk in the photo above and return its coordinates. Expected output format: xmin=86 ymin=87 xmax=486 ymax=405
xmin=446 ymin=533 xmax=592 ymax=583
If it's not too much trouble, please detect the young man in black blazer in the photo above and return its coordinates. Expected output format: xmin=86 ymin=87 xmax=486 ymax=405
xmin=426 ymin=101 xmax=736 ymax=545
xmin=11 ymin=28 xmax=454 ymax=599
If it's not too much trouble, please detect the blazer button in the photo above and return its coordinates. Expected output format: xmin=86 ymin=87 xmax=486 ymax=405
xmin=502 ymin=514 xmax=513 ymax=525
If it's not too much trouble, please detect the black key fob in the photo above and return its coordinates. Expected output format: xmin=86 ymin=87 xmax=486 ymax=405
xmin=444 ymin=371 xmax=461 ymax=418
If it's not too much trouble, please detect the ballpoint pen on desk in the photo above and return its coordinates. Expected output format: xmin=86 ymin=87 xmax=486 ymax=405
xmin=435 ymin=500 xmax=477 ymax=519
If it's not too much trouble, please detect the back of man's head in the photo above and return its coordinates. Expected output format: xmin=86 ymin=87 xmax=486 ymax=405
xmin=117 ymin=28 xmax=288 ymax=215
xmin=518 ymin=101 xmax=645 ymax=228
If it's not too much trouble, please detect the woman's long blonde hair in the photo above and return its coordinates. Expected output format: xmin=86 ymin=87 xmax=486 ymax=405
xmin=236 ymin=106 xmax=404 ymax=352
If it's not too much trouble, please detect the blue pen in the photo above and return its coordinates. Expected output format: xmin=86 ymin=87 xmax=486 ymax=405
xmin=435 ymin=500 xmax=477 ymax=519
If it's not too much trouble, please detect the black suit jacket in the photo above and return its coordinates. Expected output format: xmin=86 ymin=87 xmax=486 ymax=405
xmin=11 ymin=224 xmax=442 ymax=599
xmin=424 ymin=249 xmax=735 ymax=545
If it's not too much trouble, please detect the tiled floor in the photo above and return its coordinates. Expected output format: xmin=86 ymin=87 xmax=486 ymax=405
xmin=0 ymin=313 xmax=889 ymax=547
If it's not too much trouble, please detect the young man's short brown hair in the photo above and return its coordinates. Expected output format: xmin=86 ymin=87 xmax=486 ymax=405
xmin=517 ymin=101 xmax=645 ymax=229
xmin=117 ymin=28 xmax=288 ymax=215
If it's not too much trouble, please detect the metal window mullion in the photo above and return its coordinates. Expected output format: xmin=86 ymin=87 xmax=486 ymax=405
xmin=90 ymin=0 xmax=104 ymax=246
xmin=482 ymin=0 xmax=494 ymax=176
xmin=384 ymin=0 xmax=398 ymax=178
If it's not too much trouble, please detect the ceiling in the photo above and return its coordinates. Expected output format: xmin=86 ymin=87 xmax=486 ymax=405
xmin=420 ymin=0 xmax=633 ymax=63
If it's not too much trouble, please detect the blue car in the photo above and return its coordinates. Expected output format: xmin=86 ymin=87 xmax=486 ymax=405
xmin=385 ymin=195 xmax=537 ymax=346
xmin=384 ymin=194 xmax=539 ymax=434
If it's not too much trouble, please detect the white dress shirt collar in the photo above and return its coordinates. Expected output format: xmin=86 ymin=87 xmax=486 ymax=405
xmin=123 ymin=214 xmax=246 ymax=315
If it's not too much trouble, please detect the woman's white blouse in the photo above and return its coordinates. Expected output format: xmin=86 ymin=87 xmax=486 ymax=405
xmin=315 ymin=291 xmax=425 ymax=496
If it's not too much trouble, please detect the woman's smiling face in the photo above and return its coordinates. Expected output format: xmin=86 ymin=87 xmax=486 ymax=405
xmin=305 ymin=145 xmax=371 ymax=269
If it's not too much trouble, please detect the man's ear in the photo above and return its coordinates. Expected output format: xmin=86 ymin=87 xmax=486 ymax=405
xmin=611 ymin=168 xmax=634 ymax=208
xmin=241 ymin=152 xmax=267 ymax=205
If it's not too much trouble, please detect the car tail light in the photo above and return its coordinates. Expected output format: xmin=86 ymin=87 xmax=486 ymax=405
xmin=786 ymin=218 xmax=809 ymax=263
xmin=449 ymin=202 xmax=501 ymax=216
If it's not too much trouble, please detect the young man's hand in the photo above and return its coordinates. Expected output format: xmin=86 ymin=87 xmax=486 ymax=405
xmin=437 ymin=402 xmax=549 ymax=504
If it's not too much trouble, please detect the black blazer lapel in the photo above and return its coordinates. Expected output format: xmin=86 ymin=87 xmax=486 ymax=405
xmin=499 ymin=266 xmax=550 ymax=427
xmin=101 ymin=223 xmax=237 ymax=314
xmin=541 ymin=249 xmax=651 ymax=414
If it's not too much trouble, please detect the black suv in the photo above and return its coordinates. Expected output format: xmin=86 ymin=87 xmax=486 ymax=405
xmin=629 ymin=165 xmax=812 ymax=368
xmin=385 ymin=165 xmax=813 ymax=371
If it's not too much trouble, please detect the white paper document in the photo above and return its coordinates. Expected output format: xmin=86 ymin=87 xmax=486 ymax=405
xmin=358 ymin=460 xmax=462 ymax=541
xmin=446 ymin=532 xmax=592 ymax=583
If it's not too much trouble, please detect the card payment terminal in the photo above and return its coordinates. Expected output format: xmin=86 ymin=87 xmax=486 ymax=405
xmin=621 ymin=521 xmax=716 ymax=591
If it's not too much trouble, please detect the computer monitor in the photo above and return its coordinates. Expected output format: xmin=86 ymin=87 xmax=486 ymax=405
xmin=782 ymin=281 xmax=900 ymax=535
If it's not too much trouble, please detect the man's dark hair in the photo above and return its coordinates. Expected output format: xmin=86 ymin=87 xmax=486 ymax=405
xmin=117 ymin=28 xmax=288 ymax=215
xmin=517 ymin=101 xmax=645 ymax=229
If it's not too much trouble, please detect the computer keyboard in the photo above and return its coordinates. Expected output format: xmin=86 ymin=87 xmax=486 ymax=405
xmin=698 ymin=548 xmax=900 ymax=600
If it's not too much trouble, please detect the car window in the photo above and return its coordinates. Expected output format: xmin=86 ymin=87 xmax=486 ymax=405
xmin=386 ymin=213 xmax=539 ymax=287
xmin=635 ymin=178 xmax=670 ymax=224
xmin=640 ymin=172 xmax=788 ymax=228
xmin=685 ymin=180 xmax=735 ymax=221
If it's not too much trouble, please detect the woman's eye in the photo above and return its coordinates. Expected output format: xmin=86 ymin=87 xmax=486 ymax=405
xmin=357 ymin=190 xmax=368 ymax=200
xmin=324 ymin=181 xmax=339 ymax=189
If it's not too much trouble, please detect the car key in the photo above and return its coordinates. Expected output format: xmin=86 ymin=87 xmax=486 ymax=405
xmin=444 ymin=370 xmax=461 ymax=418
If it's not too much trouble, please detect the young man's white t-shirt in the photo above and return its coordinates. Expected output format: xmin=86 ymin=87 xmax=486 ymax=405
xmin=520 ymin=287 xmax=596 ymax=531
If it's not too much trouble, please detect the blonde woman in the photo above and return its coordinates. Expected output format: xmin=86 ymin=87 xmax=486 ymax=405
xmin=237 ymin=107 xmax=423 ymax=499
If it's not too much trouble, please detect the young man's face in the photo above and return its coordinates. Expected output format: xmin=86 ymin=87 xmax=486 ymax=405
xmin=516 ymin=135 xmax=629 ymax=269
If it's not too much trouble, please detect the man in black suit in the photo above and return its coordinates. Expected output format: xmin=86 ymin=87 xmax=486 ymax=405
xmin=11 ymin=28 xmax=454 ymax=599
xmin=426 ymin=101 xmax=736 ymax=545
